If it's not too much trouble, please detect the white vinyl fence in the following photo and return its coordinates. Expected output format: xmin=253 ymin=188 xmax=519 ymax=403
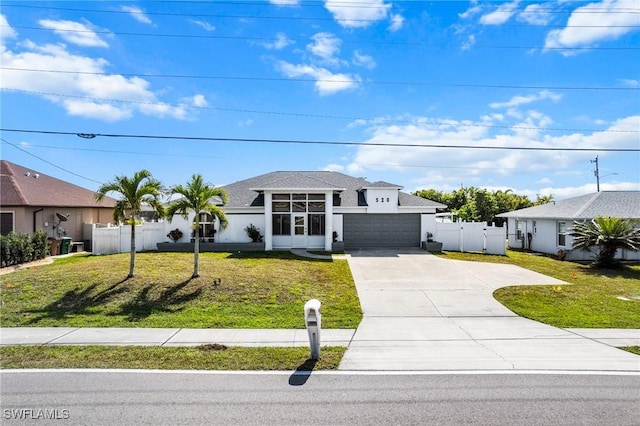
xmin=435 ymin=221 xmax=506 ymax=255
xmin=86 ymin=223 xmax=169 ymax=255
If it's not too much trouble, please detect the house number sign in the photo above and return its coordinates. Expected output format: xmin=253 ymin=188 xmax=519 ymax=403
xmin=375 ymin=198 xmax=390 ymax=203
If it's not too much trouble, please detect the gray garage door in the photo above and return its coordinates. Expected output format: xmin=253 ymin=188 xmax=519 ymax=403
xmin=343 ymin=214 xmax=421 ymax=249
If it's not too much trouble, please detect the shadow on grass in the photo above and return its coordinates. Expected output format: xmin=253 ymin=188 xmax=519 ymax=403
xmin=117 ymin=279 xmax=202 ymax=321
xmin=579 ymin=264 xmax=640 ymax=279
xmin=288 ymin=358 xmax=318 ymax=386
xmin=25 ymin=278 xmax=130 ymax=324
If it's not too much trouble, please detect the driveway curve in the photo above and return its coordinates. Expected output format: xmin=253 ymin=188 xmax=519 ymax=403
xmin=339 ymin=249 xmax=640 ymax=371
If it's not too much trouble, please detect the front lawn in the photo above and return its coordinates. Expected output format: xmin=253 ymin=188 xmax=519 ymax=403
xmin=438 ymin=250 xmax=640 ymax=328
xmin=0 ymin=252 xmax=362 ymax=328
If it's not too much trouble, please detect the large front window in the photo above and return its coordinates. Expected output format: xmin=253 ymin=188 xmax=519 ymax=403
xmin=1 ymin=212 xmax=14 ymax=236
xmin=271 ymin=193 xmax=326 ymax=236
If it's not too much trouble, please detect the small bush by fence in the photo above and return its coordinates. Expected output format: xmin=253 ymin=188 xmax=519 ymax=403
xmin=0 ymin=230 xmax=49 ymax=268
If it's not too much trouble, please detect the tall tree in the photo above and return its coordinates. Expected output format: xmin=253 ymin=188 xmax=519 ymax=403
xmin=96 ymin=170 xmax=164 ymax=278
xmin=569 ymin=216 xmax=640 ymax=268
xmin=166 ymin=174 xmax=229 ymax=278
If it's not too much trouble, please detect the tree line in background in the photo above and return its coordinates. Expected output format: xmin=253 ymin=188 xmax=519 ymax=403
xmin=413 ymin=187 xmax=553 ymax=225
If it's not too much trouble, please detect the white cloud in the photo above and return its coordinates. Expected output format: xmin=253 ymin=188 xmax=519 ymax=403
xmin=461 ymin=34 xmax=476 ymax=51
xmin=619 ymin=79 xmax=640 ymax=88
xmin=39 ymin=19 xmax=108 ymax=48
xmin=120 ymin=6 xmax=154 ymax=25
xmin=277 ymin=61 xmax=361 ymax=95
xmin=352 ymin=50 xmax=376 ymax=69
xmin=307 ymin=32 xmax=342 ymax=66
xmin=479 ymin=0 xmax=520 ymax=26
xmin=190 ymin=20 xmax=215 ymax=31
xmin=237 ymin=118 xmax=254 ymax=127
xmin=490 ymin=90 xmax=562 ymax=109
xmin=1 ymin=38 xmax=191 ymax=121
xmin=459 ymin=1 xmax=482 ymax=19
xmin=0 ymin=14 xmax=17 ymax=39
xmin=261 ymin=33 xmax=293 ymax=50
xmin=190 ymin=94 xmax=208 ymax=107
xmin=544 ymin=0 xmax=640 ymax=52
xmin=338 ymin=111 xmax=639 ymax=193
xmin=324 ymin=0 xmax=392 ymax=28
xmin=389 ymin=14 xmax=404 ymax=31
xmin=322 ymin=164 xmax=345 ymax=172
xmin=517 ymin=3 xmax=553 ymax=25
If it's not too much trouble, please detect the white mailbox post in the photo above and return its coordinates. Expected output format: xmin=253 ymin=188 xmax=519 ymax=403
xmin=304 ymin=299 xmax=322 ymax=360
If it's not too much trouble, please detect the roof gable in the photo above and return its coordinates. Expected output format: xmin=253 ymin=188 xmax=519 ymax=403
xmin=0 ymin=160 xmax=116 ymax=208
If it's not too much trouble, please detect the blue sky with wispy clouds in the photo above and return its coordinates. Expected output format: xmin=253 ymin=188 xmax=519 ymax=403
xmin=1 ymin=0 xmax=638 ymax=200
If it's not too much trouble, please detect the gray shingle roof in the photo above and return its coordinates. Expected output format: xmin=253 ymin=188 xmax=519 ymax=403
xmin=222 ymin=171 xmax=446 ymax=209
xmin=0 ymin=160 xmax=116 ymax=208
xmin=496 ymin=191 xmax=640 ymax=219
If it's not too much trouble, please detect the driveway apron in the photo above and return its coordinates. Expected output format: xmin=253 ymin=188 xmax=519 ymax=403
xmin=339 ymin=249 xmax=640 ymax=371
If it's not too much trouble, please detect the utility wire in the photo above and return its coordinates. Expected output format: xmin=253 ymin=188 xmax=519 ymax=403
xmin=0 ymin=137 xmax=103 ymax=184
xmin=2 ymin=129 xmax=639 ymax=152
xmin=7 ymin=25 xmax=640 ymax=48
xmin=3 ymin=69 xmax=635 ymax=91
xmin=3 ymin=89 xmax=638 ymax=134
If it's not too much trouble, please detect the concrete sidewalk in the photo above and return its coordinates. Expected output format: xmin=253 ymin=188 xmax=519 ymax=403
xmin=0 ymin=327 xmax=355 ymax=347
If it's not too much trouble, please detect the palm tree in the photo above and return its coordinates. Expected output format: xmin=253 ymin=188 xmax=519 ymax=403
xmin=569 ymin=216 xmax=640 ymax=268
xmin=96 ymin=170 xmax=164 ymax=278
xmin=166 ymin=174 xmax=228 ymax=278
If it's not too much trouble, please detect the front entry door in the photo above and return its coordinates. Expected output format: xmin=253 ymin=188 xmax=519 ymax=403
xmin=292 ymin=214 xmax=307 ymax=248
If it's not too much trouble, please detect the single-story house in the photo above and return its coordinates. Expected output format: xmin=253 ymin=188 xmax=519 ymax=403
xmin=0 ymin=160 xmax=116 ymax=242
xmin=212 ymin=171 xmax=446 ymax=251
xmin=497 ymin=191 xmax=640 ymax=261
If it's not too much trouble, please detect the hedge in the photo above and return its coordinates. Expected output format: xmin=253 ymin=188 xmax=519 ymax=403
xmin=0 ymin=230 xmax=49 ymax=268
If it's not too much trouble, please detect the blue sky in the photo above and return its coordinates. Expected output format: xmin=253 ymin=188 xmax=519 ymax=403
xmin=1 ymin=0 xmax=639 ymax=201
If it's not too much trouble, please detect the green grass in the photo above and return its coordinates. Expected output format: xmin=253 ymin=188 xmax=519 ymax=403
xmin=621 ymin=346 xmax=640 ymax=356
xmin=0 ymin=345 xmax=346 ymax=370
xmin=0 ymin=252 xmax=362 ymax=328
xmin=437 ymin=250 xmax=640 ymax=328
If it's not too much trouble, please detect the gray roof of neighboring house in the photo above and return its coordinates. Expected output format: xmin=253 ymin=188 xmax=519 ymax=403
xmin=0 ymin=160 xmax=116 ymax=208
xmin=496 ymin=191 xmax=640 ymax=219
xmin=222 ymin=171 xmax=446 ymax=209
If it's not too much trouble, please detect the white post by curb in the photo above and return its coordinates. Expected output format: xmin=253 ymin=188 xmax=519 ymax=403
xmin=304 ymin=299 xmax=321 ymax=360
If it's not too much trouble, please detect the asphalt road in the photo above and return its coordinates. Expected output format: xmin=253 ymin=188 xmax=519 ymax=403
xmin=2 ymin=371 xmax=638 ymax=425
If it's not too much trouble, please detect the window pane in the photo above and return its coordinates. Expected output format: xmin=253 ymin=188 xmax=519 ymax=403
xmin=292 ymin=194 xmax=306 ymax=200
xmin=292 ymin=202 xmax=306 ymax=212
xmin=308 ymin=201 xmax=325 ymax=212
xmin=272 ymin=214 xmax=291 ymax=235
xmin=272 ymin=194 xmax=290 ymax=200
xmin=272 ymin=202 xmax=290 ymax=212
xmin=309 ymin=214 xmax=325 ymax=235
xmin=0 ymin=212 xmax=13 ymax=236
xmin=308 ymin=194 xmax=325 ymax=201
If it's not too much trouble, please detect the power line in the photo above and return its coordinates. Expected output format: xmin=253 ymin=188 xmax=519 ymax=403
xmin=7 ymin=25 xmax=640 ymax=48
xmin=3 ymin=89 xmax=638 ymax=134
xmin=2 ymin=128 xmax=639 ymax=152
xmin=3 ymin=69 xmax=636 ymax=91
xmin=0 ymin=137 xmax=103 ymax=184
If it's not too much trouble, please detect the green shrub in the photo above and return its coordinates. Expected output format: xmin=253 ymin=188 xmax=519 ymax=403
xmin=0 ymin=230 xmax=49 ymax=268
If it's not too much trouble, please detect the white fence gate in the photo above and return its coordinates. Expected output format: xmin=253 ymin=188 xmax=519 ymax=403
xmin=435 ymin=221 xmax=506 ymax=255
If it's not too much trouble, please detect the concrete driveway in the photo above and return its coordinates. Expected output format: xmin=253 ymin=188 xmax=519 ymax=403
xmin=339 ymin=249 xmax=640 ymax=371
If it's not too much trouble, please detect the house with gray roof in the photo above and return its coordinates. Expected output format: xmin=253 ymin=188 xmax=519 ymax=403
xmin=0 ymin=160 xmax=116 ymax=243
xmin=215 ymin=171 xmax=446 ymax=251
xmin=497 ymin=191 xmax=640 ymax=261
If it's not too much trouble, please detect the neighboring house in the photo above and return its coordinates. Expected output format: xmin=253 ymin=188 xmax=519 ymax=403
xmin=497 ymin=191 xmax=640 ymax=261
xmin=214 ymin=171 xmax=446 ymax=251
xmin=0 ymin=160 xmax=116 ymax=242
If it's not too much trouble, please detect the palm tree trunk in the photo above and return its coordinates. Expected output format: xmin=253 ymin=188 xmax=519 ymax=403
xmin=193 ymin=226 xmax=200 ymax=278
xmin=129 ymin=220 xmax=136 ymax=278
